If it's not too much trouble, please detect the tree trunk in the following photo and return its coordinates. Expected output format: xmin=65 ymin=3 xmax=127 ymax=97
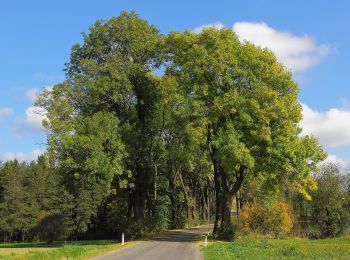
xmin=222 ymin=193 xmax=235 ymax=225
xmin=168 ymin=173 xmax=178 ymax=228
xmin=221 ymin=166 xmax=245 ymax=227
xmin=133 ymin=164 xmax=147 ymax=224
xmin=213 ymin=161 xmax=222 ymax=235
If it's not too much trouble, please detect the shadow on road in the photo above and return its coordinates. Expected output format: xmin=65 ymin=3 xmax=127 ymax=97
xmin=149 ymin=226 xmax=213 ymax=243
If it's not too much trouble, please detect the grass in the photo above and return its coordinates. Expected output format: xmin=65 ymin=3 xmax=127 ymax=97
xmin=0 ymin=240 xmax=138 ymax=260
xmin=203 ymin=235 xmax=350 ymax=260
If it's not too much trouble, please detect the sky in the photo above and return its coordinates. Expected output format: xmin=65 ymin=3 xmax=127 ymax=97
xmin=0 ymin=0 xmax=349 ymax=171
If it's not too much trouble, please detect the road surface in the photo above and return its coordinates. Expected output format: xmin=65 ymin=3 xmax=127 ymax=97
xmin=93 ymin=225 xmax=213 ymax=260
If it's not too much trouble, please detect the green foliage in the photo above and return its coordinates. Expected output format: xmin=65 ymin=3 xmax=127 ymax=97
xmin=34 ymin=211 xmax=69 ymax=243
xmin=310 ymin=163 xmax=349 ymax=237
xmin=292 ymin=163 xmax=350 ymax=238
xmin=163 ymin=27 xmax=326 ymax=233
xmin=218 ymin=223 xmax=237 ymax=241
xmin=0 ymin=161 xmax=39 ymax=241
xmin=0 ymin=156 xmax=65 ymax=242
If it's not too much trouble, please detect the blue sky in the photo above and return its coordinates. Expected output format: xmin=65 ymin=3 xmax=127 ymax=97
xmin=0 ymin=0 xmax=349 ymax=170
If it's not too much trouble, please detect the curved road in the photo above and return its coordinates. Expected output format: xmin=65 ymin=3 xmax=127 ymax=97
xmin=93 ymin=225 xmax=213 ymax=260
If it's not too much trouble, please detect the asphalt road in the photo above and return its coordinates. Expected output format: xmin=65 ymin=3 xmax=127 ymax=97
xmin=93 ymin=225 xmax=213 ymax=260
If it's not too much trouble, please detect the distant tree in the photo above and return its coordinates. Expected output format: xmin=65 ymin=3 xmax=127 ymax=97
xmin=310 ymin=163 xmax=350 ymax=237
xmin=0 ymin=160 xmax=39 ymax=242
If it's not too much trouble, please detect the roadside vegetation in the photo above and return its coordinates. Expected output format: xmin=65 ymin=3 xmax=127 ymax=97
xmin=203 ymin=162 xmax=350 ymax=259
xmin=0 ymin=240 xmax=132 ymax=260
xmin=203 ymin=235 xmax=350 ymax=260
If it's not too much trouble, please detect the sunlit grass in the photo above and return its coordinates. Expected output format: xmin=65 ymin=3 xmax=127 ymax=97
xmin=0 ymin=240 xmax=137 ymax=260
xmin=203 ymin=235 xmax=350 ymax=259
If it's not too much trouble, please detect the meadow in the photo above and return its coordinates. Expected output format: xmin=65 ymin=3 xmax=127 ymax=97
xmin=0 ymin=240 xmax=135 ymax=260
xmin=203 ymin=235 xmax=350 ymax=260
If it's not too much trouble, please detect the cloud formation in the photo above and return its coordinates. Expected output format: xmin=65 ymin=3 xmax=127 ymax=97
xmin=232 ymin=22 xmax=330 ymax=73
xmin=301 ymin=103 xmax=350 ymax=148
xmin=193 ymin=21 xmax=330 ymax=72
xmin=12 ymin=106 xmax=47 ymax=137
xmin=0 ymin=149 xmax=43 ymax=163
xmin=23 ymin=106 xmax=47 ymax=132
xmin=0 ymin=107 xmax=14 ymax=122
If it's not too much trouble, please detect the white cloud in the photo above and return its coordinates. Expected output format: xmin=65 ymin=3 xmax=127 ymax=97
xmin=193 ymin=21 xmax=331 ymax=72
xmin=12 ymin=106 xmax=47 ymax=137
xmin=1 ymin=149 xmax=43 ymax=163
xmin=23 ymin=106 xmax=47 ymax=132
xmin=193 ymin=22 xmax=226 ymax=34
xmin=232 ymin=22 xmax=330 ymax=73
xmin=301 ymin=103 xmax=350 ymax=148
xmin=0 ymin=107 xmax=14 ymax=122
xmin=25 ymin=88 xmax=39 ymax=102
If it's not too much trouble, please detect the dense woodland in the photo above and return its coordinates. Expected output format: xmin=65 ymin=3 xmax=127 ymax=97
xmin=1 ymin=12 xmax=349 ymax=243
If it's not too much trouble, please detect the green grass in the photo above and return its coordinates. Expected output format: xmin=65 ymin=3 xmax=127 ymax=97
xmin=0 ymin=240 xmax=137 ymax=260
xmin=203 ymin=236 xmax=350 ymax=260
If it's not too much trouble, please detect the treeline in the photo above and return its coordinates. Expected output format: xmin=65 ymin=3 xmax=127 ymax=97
xmin=1 ymin=158 xmax=348 ymax=243
xmin=0 ymin=157 xmax=65 ymax=242
xmin=0 ymin=11 xmax=342 ymax=242
xmin=0 ymin=155 xmax=214 ymax=242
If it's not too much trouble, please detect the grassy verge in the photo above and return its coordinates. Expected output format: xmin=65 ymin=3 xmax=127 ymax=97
xmin=0 ymin=240 xmax=138 ymax=260
xmin=203 ymin=235 xmax=350 ymax=259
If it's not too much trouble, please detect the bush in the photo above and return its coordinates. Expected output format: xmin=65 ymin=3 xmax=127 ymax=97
xmin=272 ymin=202 xmax=294 ymax=234
xmin=34 ymin=211 xmax=70 ymax=243
xmin=218 ymin=222 xmax=237 ymax=241
xmin=125 ymin=223 xmax=143 ymax=239
xmin=237 ymin=201 xmax=294 ymax=235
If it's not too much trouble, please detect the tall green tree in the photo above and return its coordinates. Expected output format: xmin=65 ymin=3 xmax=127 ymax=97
xmin=163 ymin=28 xmax=326 ymax=235
xmin=38 ymin=11 xmax=162 ymax=227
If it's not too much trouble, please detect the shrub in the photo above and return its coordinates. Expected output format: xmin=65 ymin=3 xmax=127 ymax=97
xmin=34 ymin=211 xmax=70 ymax=243
xmin=218 ymin=222 xmax=237 ymax=241
xmin=272 ymin=202 xmax=294 ymax=234
xmin=237 ymin=201 xmax=294 ymax=235
xmin=125 ymin=223 xmax=143 ymax=239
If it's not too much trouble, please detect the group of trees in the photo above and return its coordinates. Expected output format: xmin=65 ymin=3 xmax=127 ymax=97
xmin=0 ymin=157 xmax=68 ymax=242
xmin=1 ymin=11 xmax=345 ymax=242
xmin=293 ymin=163 xmax=350 ymax=238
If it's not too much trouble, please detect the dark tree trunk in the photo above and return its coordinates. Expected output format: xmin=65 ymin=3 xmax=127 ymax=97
xmin=213 ymin=161 xmax=222 ymax=235
xmin=222 ymin=193 xmax=235 ymax=225
xmin=126 ymin=192 xmax=133 ymax=223
xmin=168 ymin=173 xmax=178 ymax=228
xmin=133 ymin=164 xmax=147 ymax=224
xmin=221 ymin=166 xmax=245 ymax=228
